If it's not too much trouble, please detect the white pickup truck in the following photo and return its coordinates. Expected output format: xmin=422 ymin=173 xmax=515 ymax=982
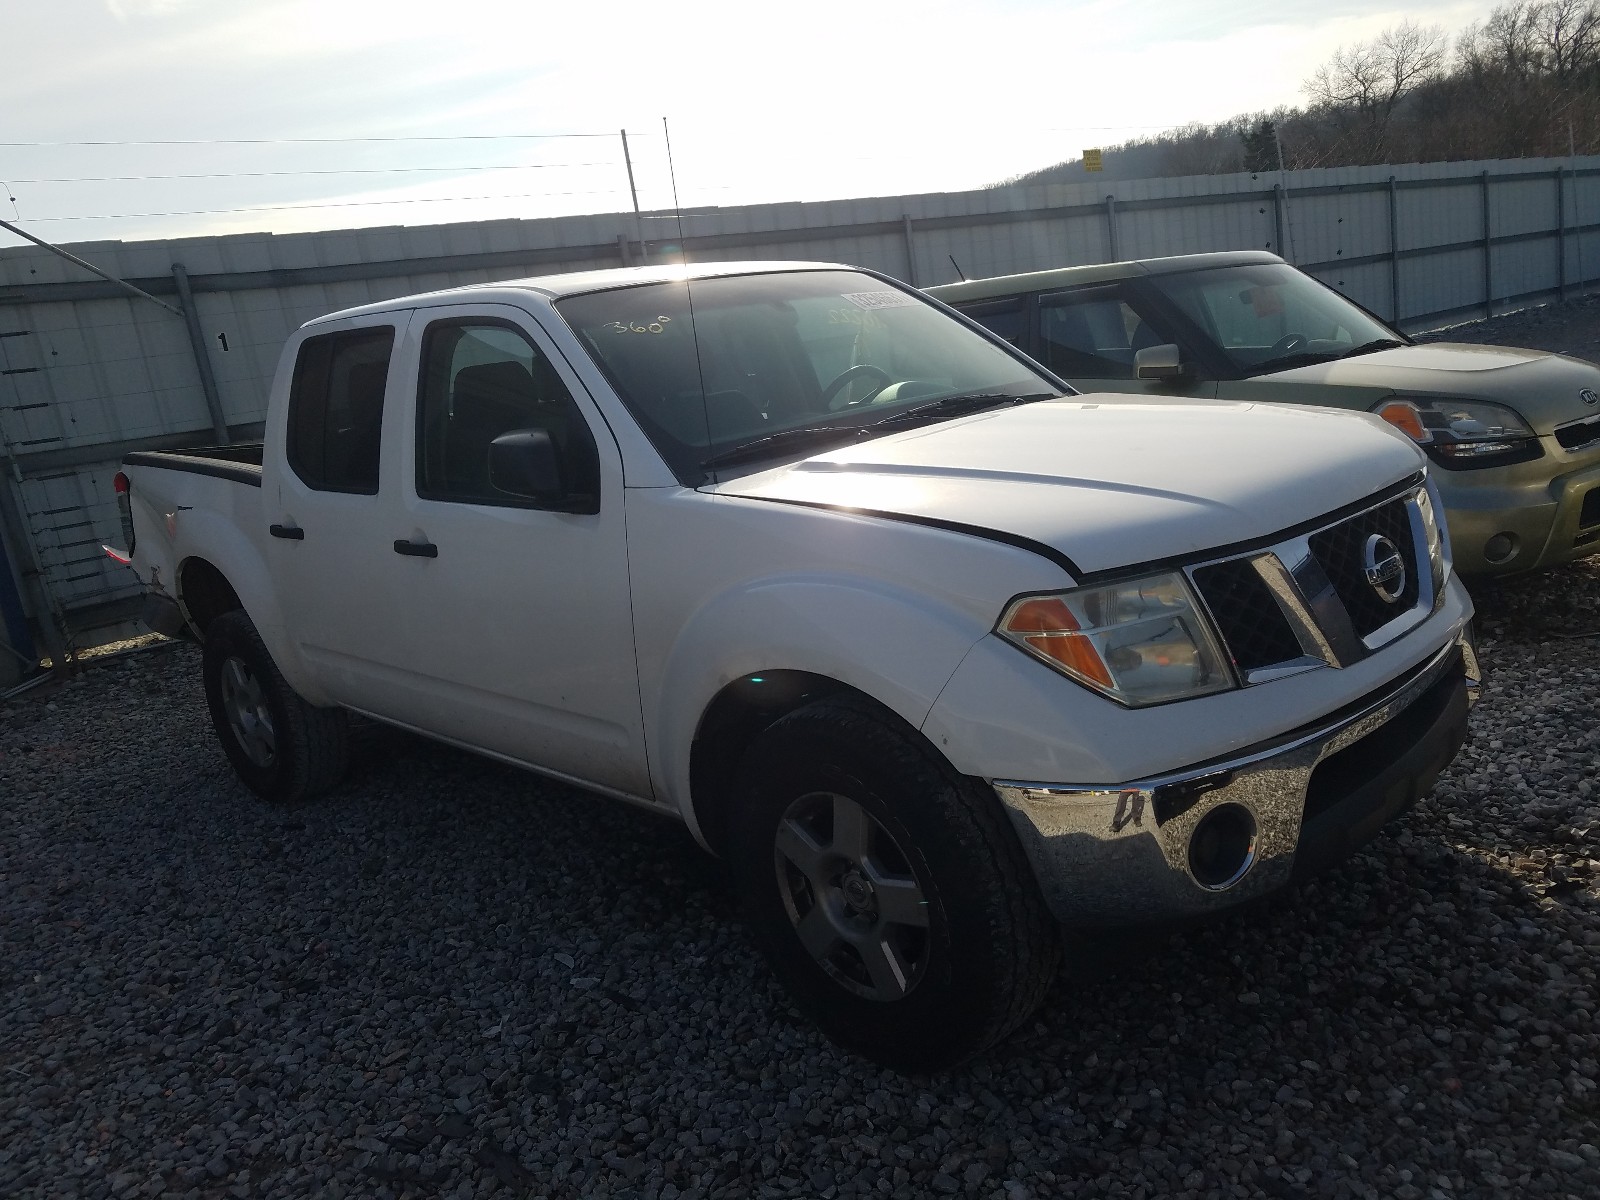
xmin=114 ymin=261 xmax=1478 ymax=1070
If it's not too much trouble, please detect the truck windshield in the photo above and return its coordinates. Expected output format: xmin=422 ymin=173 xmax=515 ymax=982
xmin=555 ymin=269 xmax=1061 ymax=482
xmin=1153 ymin=263 xmax=1403 ymax=376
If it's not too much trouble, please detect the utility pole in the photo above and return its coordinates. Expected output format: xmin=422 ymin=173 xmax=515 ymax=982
xmin=0 ymin=216 xmax=180 ymax=315
xmin=620 ymin=129 xmax=644 ymax=264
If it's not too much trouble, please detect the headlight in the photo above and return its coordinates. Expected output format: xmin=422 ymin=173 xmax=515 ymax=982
xmin=998 ymin=572 xmax=1234 ymax=706
xmin=1375 ymin=398 xmax=1541 ymax=468
xmin=1416 ymin=479 xmax=1450 ymax=590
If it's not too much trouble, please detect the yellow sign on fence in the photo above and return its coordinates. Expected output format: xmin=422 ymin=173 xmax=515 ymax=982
xmin=1083 ymin=149 xmax=1103 ymax=172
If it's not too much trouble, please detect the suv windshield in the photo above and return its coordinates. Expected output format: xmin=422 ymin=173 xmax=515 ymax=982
xmin=1154 ymin=263 xmax=1402 ymax=376
xmin=555 ymin=269 xmax=1060 ymax=481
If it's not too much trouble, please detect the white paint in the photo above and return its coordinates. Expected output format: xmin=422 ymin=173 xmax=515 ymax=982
xmin=714 ymin=398 xmax=1426 ymax=575
xmin=124 ymin=264 xmax=1468 ymax=853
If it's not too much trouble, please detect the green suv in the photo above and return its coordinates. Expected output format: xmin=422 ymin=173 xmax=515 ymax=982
xmin=929 ymin=251 xmax=1600 ymax=575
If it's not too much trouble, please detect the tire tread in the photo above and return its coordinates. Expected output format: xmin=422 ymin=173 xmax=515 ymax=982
xmin=733 ymin=693 xmax=1062 ymax=1069
xmin=203 ymin=610 xmax=348 ymax=803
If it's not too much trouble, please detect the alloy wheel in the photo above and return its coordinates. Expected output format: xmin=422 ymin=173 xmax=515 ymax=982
xmin=772 ymin=791 xmax=931 ymax=1001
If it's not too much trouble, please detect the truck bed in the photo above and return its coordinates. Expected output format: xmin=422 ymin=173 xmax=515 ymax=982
xmin=123 ymin=442 xmax=264 ymax=487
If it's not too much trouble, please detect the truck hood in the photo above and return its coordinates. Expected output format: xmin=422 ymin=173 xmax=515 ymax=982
xmin=1265 ymin=342 xmax=1600 ymax=434
xmin=708 ymin=397 xmax=1425 ymax=578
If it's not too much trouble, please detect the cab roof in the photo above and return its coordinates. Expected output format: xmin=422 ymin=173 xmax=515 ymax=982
xmin=925 ymin=250 xmax=1286 ymax=304
xmin=302 ymin=260 xmax=853 ymax=327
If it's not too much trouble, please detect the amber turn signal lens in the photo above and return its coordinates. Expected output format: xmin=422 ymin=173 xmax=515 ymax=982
xmin=1376 ymin=401 xmax=1429 ymax=443
xmin=1001 ymin=598 xmax=1116 ymax=689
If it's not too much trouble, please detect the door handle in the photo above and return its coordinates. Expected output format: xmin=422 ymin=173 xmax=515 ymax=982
xmin=393 ymin=539 xmax=438 ymax=558
xmin=269 ymin=524 xmax=304 ymax=540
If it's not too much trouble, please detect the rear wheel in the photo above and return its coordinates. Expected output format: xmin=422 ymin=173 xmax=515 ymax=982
xmin=202 ymin=610 xmax=348 ymax=802
xmin=728 ymin=696 xmax=1061 ymax=1071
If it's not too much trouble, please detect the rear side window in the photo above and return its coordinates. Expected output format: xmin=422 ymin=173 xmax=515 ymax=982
xmin=956 ymin=299 xmax=1026 ymax=348
xmin=286 ymin=327 xmax=395 ymax=494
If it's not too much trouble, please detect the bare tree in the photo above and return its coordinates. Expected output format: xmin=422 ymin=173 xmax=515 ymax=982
xmin=1458 ymin=4 xmax=1541 ymax=79
xmin=1539 ymin=0 xmax=1600 ymax=77
xmin=1305 ymin=20 xmax=1448 ymax=126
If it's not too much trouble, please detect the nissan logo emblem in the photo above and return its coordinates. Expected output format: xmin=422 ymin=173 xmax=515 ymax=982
xmin=1363 ymin=534 xmax=1406 ymax=604
xmin=1582 ymin=389 xmax=1599 ymax=406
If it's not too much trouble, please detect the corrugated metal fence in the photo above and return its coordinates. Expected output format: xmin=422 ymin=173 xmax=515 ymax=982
xmin=3 ymin=154 xmax=1599 ymax=677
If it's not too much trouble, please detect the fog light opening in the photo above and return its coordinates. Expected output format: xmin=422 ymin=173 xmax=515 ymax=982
xmin=1482 ymin=532 xmax=1519 ymax=565
xmin=1188 ymin=803 xmax=1258 ymax=891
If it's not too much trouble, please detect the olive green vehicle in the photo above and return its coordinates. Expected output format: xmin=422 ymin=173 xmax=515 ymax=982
xmin=929 ymin=252 xmax=1600 ymax=575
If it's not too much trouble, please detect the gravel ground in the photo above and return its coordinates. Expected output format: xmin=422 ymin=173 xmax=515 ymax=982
xmin=6 ymin=312 xmax=1600 ymax=1200
xmin=1415 ymin=292 xmax=1600 ymax=363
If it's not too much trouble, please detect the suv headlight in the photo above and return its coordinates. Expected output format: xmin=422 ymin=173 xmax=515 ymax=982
xmin=1375 ymin=397 xmax=1541 ymax=468
xmin=998 ymin=572 xmax=1234 ymax=706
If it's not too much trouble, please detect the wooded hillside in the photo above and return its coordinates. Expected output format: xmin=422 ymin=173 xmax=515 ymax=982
xmin=1000 ymin=1 xmax=1600 ymax=184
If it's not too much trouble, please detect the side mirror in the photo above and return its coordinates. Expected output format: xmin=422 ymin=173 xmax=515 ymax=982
xmin=488 ymin=429 xmax=564 ymax=500
xmin=1134 ymin=343 xmax=1185 ymax=380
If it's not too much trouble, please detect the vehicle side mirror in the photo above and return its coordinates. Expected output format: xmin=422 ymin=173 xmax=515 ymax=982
xmin=1135 ymin=343 xmax=1185 ymax=380
xmin=488 ymin=429 xmax=564 ymax=500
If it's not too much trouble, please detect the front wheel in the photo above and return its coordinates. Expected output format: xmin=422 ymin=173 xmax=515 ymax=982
xmin=201 ymin=609 xmax=348 ymax=802
xmin=728 ymin=696 xmax=1061 ymax=1071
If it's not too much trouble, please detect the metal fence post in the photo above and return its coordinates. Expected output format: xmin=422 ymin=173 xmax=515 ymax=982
xmin=901 ymin=215 xmax=918 ymax=286
xmin=170 ymin=264 xmax=229 ymax=446
xmin=0 ymin=507 xmax=38 ymax=680
xmin=1558 ymin=167 xmax=1568 ymax=301
xmin=1481 ymin=170 xmax=1494 ymax=319
xmin=0 ymin=463 xmax=67 ymax=673
xmin=1387 ymin=176 xmax=1401 ymax=322
xmin=1105 ymin=195 xmax=1119 ymax=261
xmin=1580 ymin=166 xmax=1590 ymax=293
xmin=1272 ymin=184 xmax=1286 ymax=260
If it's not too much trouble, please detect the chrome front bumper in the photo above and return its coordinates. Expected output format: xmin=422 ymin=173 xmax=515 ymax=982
xmin=993 ymin=631 xmax=1478 ymax=927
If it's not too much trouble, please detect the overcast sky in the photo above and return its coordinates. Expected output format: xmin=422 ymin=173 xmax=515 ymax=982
xmin=0 ymin=0 xmax=1493 ymax=249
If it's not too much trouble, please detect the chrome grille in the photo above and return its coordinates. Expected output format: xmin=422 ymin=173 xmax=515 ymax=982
xmin=1191 ymin=558 xmax=1303 ymax=672
xmin=1307 ymin=498 xmax=1420 ymax=638
xmin=1188 ymin=484 xmax=1439 ymax=684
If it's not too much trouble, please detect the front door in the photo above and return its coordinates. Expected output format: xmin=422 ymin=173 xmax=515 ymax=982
xmin=375 ymin=304 xmax=649 ymax=799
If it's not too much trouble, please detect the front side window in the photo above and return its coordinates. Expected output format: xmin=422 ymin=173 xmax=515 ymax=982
xmin=1154 ymin=264 xmax=1398 ymax=375
xmin=286 ymin=326 xmax=394 ymax=493
xmin=1036 ymin=287 xmax=1178 ymax=379
xmin=415 ymin=320 xmax=599 ymax=508
xmin=555 ymin=270 xmax=1060 ymax=481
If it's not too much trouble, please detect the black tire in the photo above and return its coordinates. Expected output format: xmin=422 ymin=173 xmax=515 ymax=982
xmin=728 ymin=695 xmax=1062 ymax=1072
xmin=201 ymin=609 xmax=349 ymax=802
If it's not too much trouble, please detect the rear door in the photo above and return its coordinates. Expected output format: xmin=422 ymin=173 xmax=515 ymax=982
xmin=268 ymin=316 xmax=410 ymax=702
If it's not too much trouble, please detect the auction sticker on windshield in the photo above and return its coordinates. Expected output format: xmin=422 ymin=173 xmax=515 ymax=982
xmin=842 ymin=291 xmax=918 ymax=311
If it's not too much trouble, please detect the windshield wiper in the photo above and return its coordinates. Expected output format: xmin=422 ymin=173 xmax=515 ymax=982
xmin=1250 ymin=349 xmax=1344 ymax=374
xmin=699 ymin=425 xmax=869 ymax=471
xmin=1340 ymin=337 xmax=1407 ymax=359
xmin=868 ymin=391 xmax=1058 ymax=430
xmin=698 ymin=393 xmax=1058 ymax=472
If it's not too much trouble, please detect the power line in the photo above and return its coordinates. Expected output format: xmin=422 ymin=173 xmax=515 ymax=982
xmin=0 ymin=133 xmax=638 ymax=147
xmin=20 ymin=185 xmax=729 ymax=223
xmin=6 ymin=162 xmax=617 ymax=184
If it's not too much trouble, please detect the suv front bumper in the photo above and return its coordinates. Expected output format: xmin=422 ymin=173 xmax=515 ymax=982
xmin=1440 ymin=443 xmax=1600 ymax=574
xmin=992 ymin=631 xmax=1477 ymax=926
